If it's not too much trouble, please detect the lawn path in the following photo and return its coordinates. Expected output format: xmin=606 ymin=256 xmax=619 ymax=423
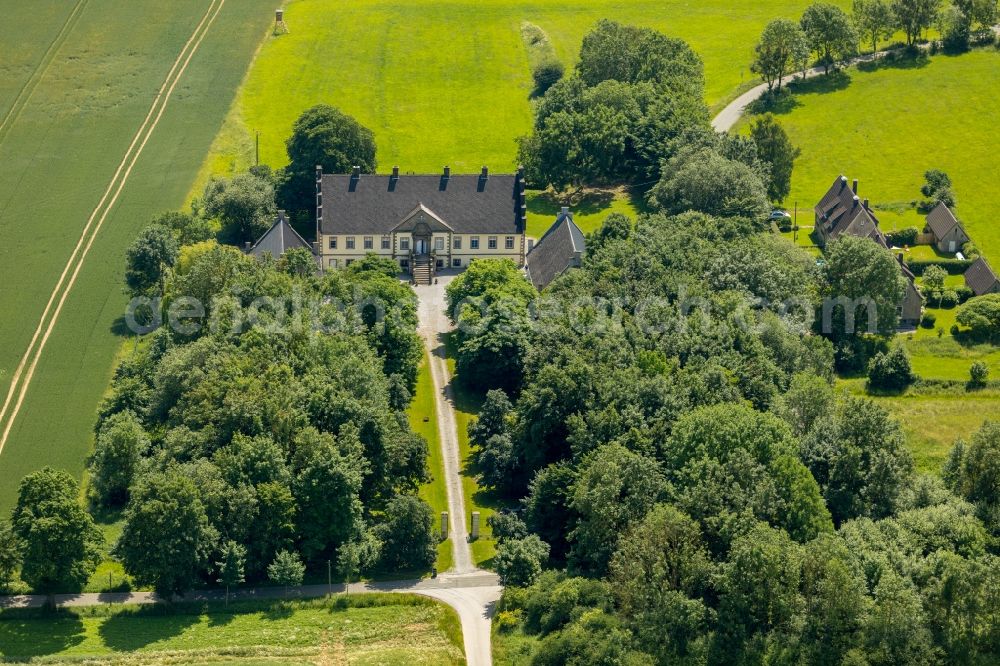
xmin=0 ymin=0 xmax=228 ymax=455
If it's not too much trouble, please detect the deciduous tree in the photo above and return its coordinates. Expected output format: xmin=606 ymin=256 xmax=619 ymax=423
xmin=749 ymin=114 xmax=800 ymax=201
xmin=801 ymin=2 xmax=859 ymax=72
xmin=12 ymin=468 xmax=103 ymax=592
xmin=751 ymin=19 xmax=810 ymax=92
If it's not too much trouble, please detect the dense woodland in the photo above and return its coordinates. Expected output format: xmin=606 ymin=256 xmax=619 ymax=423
xmin=1 ymin=10 xmax=999 ymax=666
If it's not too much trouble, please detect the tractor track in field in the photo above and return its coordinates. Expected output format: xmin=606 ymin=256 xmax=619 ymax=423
xmin=0 ymin=0 xmax=229 ymax=456
xmin=0 ymin=0 xmax=90 ymax=147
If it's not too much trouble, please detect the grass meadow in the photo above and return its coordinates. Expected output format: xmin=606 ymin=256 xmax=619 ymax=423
xmin=751 ymin=48 xmax=1000 ymax=267
xmin=0 ymin=0 xmax=277 ymax=513
xmin=0 ymin=596 xmax=464 ymax=664
xmin=193 ymin=0 xmax=838 ymax=191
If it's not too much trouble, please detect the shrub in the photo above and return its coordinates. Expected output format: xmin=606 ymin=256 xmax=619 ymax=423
xmin=495 ymin=535 xmax=550 ymax=587
xmin=867 ymin=345 xmax=913 ymax=391
xmin=494 ymin=610 xmax=522 ymax=633
xmin=951 ymin=324 xmax=960 ymax=336
xmin=962 ymin=241 xmax=980 ymax=259
xmin=886 ymin=227 xmax=919 ymax=247
xmin=969 ymin=361 xmax=989 ymax=388
xmin=940 ymin=290 xmax=959 ymax=309
xmin=906 ymin=258 xmax=973 ymax=276
xmin=532 ymin=59 xmax=564 ymax=95
xmin=957 ymin=294 xmax=1000 ymax=341
xmin=921 ymin=312 xmax=937 ymax=329
xmin=957 ymin=286 xmax=975 ymax=304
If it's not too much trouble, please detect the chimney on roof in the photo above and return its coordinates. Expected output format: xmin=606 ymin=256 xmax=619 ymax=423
xmin=351 ymin=165 xmax=361 ymax=177
xmin=392 ymin=165 xmax=399 ymax=178
xmin=863 ymin=198 xmax=869 ymax=209
xmin=481 ymin=166 xmax=489 ymax=178
xmin=561 ymin=206 xmax=569 ymax=215
xmin=853 ymin=195 xmax=860 ymax=207
xmin=840 ymin=175 xmax=848 ymax=187
xmin=244 ymin=241 xmax=252 ymax=251
xmin=852 ymin=179 xmax=859 ymax=194
xmin=443 ymin=165 xmax=451 ymax=179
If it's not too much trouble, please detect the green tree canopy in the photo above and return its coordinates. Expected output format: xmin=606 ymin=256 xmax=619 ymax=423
xmin=116 ymin=469 xmax=217 ymax=595
xmin=279 ymin=104 xmax=376 ymax=218
xmin=12 ymin=468 xmax=103 ymax=592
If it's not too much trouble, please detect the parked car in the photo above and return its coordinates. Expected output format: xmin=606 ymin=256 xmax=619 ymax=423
xmin=769 ymin=209 xmax=792 ymax=221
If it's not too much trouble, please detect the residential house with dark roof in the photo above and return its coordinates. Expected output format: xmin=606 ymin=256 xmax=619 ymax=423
xmin=526 ymin=207 xmax=585 ymax=290
xmin=923 ymin=202 xmax=970 ymax=254
xmin=316 ymin=165 xmax=526 ymax=281
xmin=247 ymin=211 xmax=316 ymax=261
xmin=965 ymin=257 xmax=1000 ymax=296
xmin=815 ymin=175 xmax=923 ymax=326
xmin=814 ymin=176 xmax=884 ymax=247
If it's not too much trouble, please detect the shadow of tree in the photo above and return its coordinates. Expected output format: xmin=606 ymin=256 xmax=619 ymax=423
xmin=857 ymin=49 xmax=930 ymax=72
xmin=97 ymin=605 xmax=201 ymax=651
xmin=0 ymin=611 xmax=86 ymax=658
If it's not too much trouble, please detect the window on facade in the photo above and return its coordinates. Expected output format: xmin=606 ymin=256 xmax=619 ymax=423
xmin=328 ymin=237 xmax=337 ymax=249
xmin=488 ymin=236 xmax=497 ymax=249
xmin=400 ymin=259 xmax=409 ymax=269
xmin=364 ymin=236 xmax=373 ymax=250
xmin=505 ymin=236 xmax=514 ymax=249
xmin=470 ymin=236 xmax=480 ymax=249
xmin=381 ymin=237 xmax=390 ymax=250
xmin=434 ymin=237 xmax=444 ymax=251
xmin=453 ymin=237 xmax=462 ymax=250
xmin=452 ymin=258 xmax=461 ymax=267
xmin=346 ymin=237 xmax=356 ymax=250
xmin=328 ymin=258 xmax=338 ymax=268
xmin=401 ymin=238 xmax=410 ymax=251
xmin=346 ymin=259 xmax=354 ymax=266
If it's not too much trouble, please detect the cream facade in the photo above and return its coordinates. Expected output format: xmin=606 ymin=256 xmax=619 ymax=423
xmin=316 ymin=166 xmax=527 ymax=279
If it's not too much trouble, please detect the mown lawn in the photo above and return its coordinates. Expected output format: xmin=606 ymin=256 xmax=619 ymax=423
xmin=0 ymin=596 xmax=463 ymax=665
xmin=749 ymin=49 xmax=1000 ymax=267
xmin=0 ymin=1 xmax=277 ymax=513
xmin=193 ymin=0 xmax=840 ymax=191
xmin=410 ymin=353 xmax=454 ymax=572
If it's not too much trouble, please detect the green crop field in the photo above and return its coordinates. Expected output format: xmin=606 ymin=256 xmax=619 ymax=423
xmin=0 ymin=596 xmax=463 ymax=664
xmin=0 ymin=0 xmax=276 ymax=513
xmin=194 ymin=0 xmax=839 ymax=191
xmin=753 ymin=49 xmax=1000 ymax=267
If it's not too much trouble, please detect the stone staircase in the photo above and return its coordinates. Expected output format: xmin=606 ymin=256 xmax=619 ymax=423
xmin=412 ymin=255 xmax=433 ymax=285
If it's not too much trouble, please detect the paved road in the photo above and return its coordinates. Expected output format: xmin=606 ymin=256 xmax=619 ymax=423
xmin=414 ymin=273 xmax=475 ymax=574
xmin=712 ymin=28 xmax=1000 ymax=132
xmin=414 ymin=271 xmax=502 ymax=665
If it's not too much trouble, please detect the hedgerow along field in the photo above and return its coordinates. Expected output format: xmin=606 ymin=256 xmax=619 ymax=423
xmin=194 ymin=0 xmax=843 ymax=190
xmin=757 ymin=48 xmax=1000 ymax=268
xmin=0 ymin=596 xmax=464 ymax=664
xmin=0 ymin=0 xmax=276 ymax=514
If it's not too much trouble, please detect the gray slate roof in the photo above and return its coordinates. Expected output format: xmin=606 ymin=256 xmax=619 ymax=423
xmin=815 ymin=175 xmax=885 ymax=246
xmin=248 ymin=211 xmax=314 ymax=259
xmin=320 ymin=172 xmax=525 ymax=235
xmin=965 ymin=257 xmax=1000 ymax=296
xmin=924 ymin=202 xmax=967 ymax=242
xmin=526 ymin=208 xmax=585 ymax=290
